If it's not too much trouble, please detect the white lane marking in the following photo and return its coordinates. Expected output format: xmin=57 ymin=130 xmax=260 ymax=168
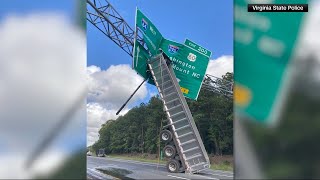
xmin=167 ymin=174 xmax=190 ymax=180
xmin=208 ymin=173 xmax=233 ymax=178
xmin=101 ymin=157 xmax=165 ymax=168
xmin=87 ymin=173 xmax=102 ymax=180
xmin=193 ymin=174 xmax=219 ymax=180
xmin=109 ymin=158 xmax=159 ymax=167
xmin=87 ymin=168 xmax=105 ymax=179
xmin=210 ymin=170 xmax=234 ymax=174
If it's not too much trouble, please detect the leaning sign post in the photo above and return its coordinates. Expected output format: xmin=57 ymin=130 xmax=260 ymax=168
xmin=234 ymin=0 xmax=308 ymax=125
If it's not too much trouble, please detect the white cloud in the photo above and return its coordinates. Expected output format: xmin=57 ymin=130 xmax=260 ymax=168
xmin=86 ymin=64 xmax=149 ymax=146
xmin=87 ymin=65 xmax=101 ymax=75
xmin=0 ymin=13 xmax=86 ymax=177
xmin=87 ymin=103 xmax=128 ymax=146
xmin=296 ymin=0 xmax=320 ymax=58
xmin=87 ymin=64 xmax=148 ymax=107
xmin=206 ymin=55 xmax=234 ymax=78
xmin=149 ymin=90 xmax=158 ymax=97
xmin=147 ymin=85 xmax=159 ymax=98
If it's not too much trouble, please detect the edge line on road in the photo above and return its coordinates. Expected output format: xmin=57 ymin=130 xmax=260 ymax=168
xmin=167 ymin=174 xmax=190 ymax=180
xmin=208 ymin=173 xmax=233 ymax=178
xmin=194 ymin=174 xmax=219 ymax=180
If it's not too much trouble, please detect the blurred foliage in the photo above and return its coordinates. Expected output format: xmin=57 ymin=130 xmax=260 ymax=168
xmin=244 ymin=86 xmax=320 ymax=178
xmin=35 ymin=149 xmax=87 ymax=179
xmin=92 ymin=72 xmax=233 ymax=156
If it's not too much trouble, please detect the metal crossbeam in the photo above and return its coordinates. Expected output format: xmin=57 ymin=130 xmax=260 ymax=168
xmin=87 ymin=0 xmax=233 ymax=98
xmin=87 ymin=0 xmax=143 ymax=56
xmin=202 ymin=74 xmax=233 ymax=98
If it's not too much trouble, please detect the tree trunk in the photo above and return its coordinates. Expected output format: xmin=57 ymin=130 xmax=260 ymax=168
xmin=214 ymin=138 xmax=221 ymax=155
xmin=141 ymin=126 xmax=144 ymax=154
xmin=214 ymin=136 xmax=220 ymax=155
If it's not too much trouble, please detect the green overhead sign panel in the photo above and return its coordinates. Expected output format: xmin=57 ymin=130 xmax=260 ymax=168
xmin=184 ymin=39 xmax=212 ymax=58
xmin=135 ymin=9 xmax=163 ymax=56
xmin=160 ymin=38 xmax=210 ymax=100
xmin=134 ymin=9 xmax=212 ymax=100
xmin=234 ymin=0 xmax=308 ymax=124
xmin=133 ymin=39 xmax=149 ymax=79
xmin=132 ymin=39 xmax=154 ymax=85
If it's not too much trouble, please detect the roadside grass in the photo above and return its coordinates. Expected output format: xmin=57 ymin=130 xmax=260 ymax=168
xmin=104 ymin=154 xmax=233 ymax=172
xmin=210 ymin=162 xmax=233 ymax=172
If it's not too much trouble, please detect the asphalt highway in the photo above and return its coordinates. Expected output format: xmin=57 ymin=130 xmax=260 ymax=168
xmin=87 ymin=156 xmax=233 ymax=179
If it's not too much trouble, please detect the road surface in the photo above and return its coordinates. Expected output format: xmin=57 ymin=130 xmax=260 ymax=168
xmin=87 ymin=156 xmax=233 ymax=179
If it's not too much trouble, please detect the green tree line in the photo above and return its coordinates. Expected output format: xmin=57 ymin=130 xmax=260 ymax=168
xmin=92 ymin=72 xmax=233 ymax=156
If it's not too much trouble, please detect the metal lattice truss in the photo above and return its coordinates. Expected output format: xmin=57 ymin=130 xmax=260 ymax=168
xmin=87 ymin=0 xmax=143 ymax=56
xmin=202 ymin=74 xmax=233 ymax=99
xmin=87 ymin=0 xmax=233 ymax=98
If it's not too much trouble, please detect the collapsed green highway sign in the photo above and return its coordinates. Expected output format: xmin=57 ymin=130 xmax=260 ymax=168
xmin=160 ymin=38 xmax=210 ymax=100
xmin=134 ymin=9 xmax=211 ymax=100
xmin=135 ymin=9 xmax=163 ymax=56
xmin=132 ymin=39 xmax=154 ymax=85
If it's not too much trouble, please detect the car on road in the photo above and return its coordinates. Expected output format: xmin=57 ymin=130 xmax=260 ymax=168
xmin=87 ymin=151 xmax=93 ymax=156
xmin=97 ymin=153 xmax=105 ymax=157
xmin=97 ymin=148 xmax=105 ymax=157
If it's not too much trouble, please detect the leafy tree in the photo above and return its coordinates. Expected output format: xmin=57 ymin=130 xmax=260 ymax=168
xmin=92 ymin=72 xmax=234 ymax=156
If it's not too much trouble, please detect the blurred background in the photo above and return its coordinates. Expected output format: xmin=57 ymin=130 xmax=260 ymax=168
xmin=234 ymin=0 xmax=320 ymax=179
xmin=0 ymin=0 xmax=87 ymax=179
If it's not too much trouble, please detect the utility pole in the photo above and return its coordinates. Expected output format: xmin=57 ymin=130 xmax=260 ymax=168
xmin=141 ymin=126 xmax=144 ymax=154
